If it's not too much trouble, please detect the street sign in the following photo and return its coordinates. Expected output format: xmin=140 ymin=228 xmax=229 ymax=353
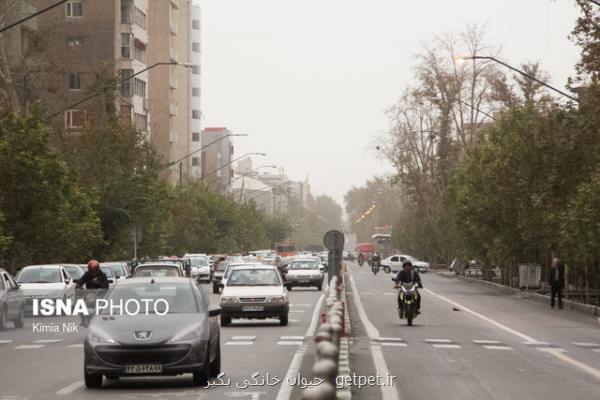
xmin=323 ymin=230 xmax=345 ymax=251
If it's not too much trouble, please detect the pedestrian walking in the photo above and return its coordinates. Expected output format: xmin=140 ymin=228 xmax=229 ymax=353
xmin=549 ymin=257 xmax=565 ymax=309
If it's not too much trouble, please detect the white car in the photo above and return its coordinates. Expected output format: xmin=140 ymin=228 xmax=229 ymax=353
xmin=184 ymin=254 xmax=212 ymax=282
xmin=285 ymin=258 xmax=324 ymax=291
xmin=219 ymin=265 xmax=288 ymax=327
xmin=383 ymin=255 xmax=431 ymax=273
xmin=15 ymin=265 xmax=76 ymax=313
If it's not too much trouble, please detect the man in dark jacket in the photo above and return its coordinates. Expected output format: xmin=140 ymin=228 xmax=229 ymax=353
xmin=76 ymin=260 xmax=109 ymax=290
xmin=549 ymin=257 xmax=565 ymax=309
xmin=393 ymin=261 xmax=423 ymax=314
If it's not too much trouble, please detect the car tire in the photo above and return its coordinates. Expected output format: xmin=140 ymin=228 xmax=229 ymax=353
xmin=212 ymin=284 xmax=219 ymax=294
xmin=0 ymin=306 xmax=6 ymax=330
xmin=286 ymin=285 xmax=292 ymax=291
xmin=14 ymin=306 xmax=24 ymax=329
xmin=192 ymin=354 xmax=210 ymax=386
xmin=317 ymin=284 xmax=323 ymax=291
xmin=84 ymin=370 xmax=103 ymax=388
xmin=383 ymin=266 xmax=391 ymax=274
xmin=280 ymin=314 xmax=288 ymax=326
xmin=209 ymin=339 xmax=221 ymax=377
xmin=220 ymin=316 xmax=231 ymax=327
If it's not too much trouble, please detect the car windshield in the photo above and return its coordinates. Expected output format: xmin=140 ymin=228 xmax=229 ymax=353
xmin=289 ymin=261 xmax=319 ymax=270
xmin=227 ymin=269 xmax=281 ymax=286
xmin=64 ymin=267 xmax=83 ymax=279
xmin=16 ymin=268 xmax=62 ymax=283
xmin=103 ymin=264 xmax=125 ymax=277
xmin=134 ymin=266 xmax=181 ymax=277
xmin=190 ymin=257 xmax=209 ymax=267
xmin=104 ymin=282 xmax=198 ymax=314
xmin=100 ymin=266 xmax=115 ymax=278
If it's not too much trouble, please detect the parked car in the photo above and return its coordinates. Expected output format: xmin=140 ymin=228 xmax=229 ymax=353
xmin=219 ymin=265 xmax=288 ymax=327
xmin=382 ymin=254 xmax=430 ymax=273
xmin=16 ymin=265 xmax=76 ymax=313
xmin=102 ymin=262 xmax=129 ymax=279
xmin=83 ymin=277 xmax=222 ymax=388
xmin=285 ymin=258 xmax=324 ymax=291
xmin=0 ymin=268 xmax=25 ymax=329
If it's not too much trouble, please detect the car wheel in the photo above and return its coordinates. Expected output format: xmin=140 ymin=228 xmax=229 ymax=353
xmin=14 ymin=306 xmax=25 ymax=329
xmin=209 ymin=339 xmax=221 ymax=377
xmin=84 ymin=370 xmax=103 ymax=388
xmin=280 ymin=314 xmax=288 ymax=326
xmin=286 ymin=285 xmax=292 ymax=291
xmin=212 ymin=284 xmax=219 ymax=294
xmin=383 ymin=266 xmax=391 ymax=274
xmin=317 ymin=284 xmax=323 ymax=291
xmin=192 ymin=355 xmax=210 ymax=386
xmin=220 ymin=316 xmax=231 ymax=327
xmin=0 ymin=306 xmax=6 ymax=330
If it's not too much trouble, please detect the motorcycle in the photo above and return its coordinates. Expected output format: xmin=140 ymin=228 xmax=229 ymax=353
xmin=371 ymin=265 xmax=379 ymax=275
xmin=393 ymin=279 xmax=419 ymax=326
xmin=358 ymin=255 xmax=365 ymax=267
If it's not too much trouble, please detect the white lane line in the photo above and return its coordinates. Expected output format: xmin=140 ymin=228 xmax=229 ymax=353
xmin=484 ymin=345 xmax=514 ymax=351
xmin=34 ymin=339 xmax=63 ymax=344
xmin=290 ymin=304 xmax=311 ymax=307
xmin=378 ymin=337 xmax=404 ymax=342
xmin=67 ymin=344 xmax=84 ymax=348
xmin=572 ymin=342 xmax=600 ymax=348
xmin=593 ymin=349 xmax=600 ymax=353
xmin=290 ymin=310 xmax=306 ymax=313
xmin=56 ymin=381 xmax=83 ymax=395
xmin=15 ymin=344 xmax=45 ymax=349
xmin=225 ymin=341 xmax=254 ymax=346
xmin=432 ymin=344 xmax=461 ymax=349
xmin=380 ymin=342 xmax=408 ymax=347
xmin=538 ymin=347 xmax=567 ymax=353
xmin=276 ymin=341 xmax=304 ymax=346
xmin=523 ymin=341 xmax=551 ymax=346
xmin=425 ymin=287 xmax=600 ymax=382
xmin=231 ymin=336 xmax=256 ymax=340
xmin=275 ymin=294 xmax=324 ymax=400
xmin=473 ymin=340 xmax=501 ymax=344
xmin=349 ymin=275 xmax=400 ymax=400
xmin=0 ymin=339 xmax=13 ymax=344
xmin=425 ymin=339 xmax=453 ymax=343
xmin=289 ymin=319 xmax=301 ymax=323
xmin=280 ymin=336 xmax=305 ymax=340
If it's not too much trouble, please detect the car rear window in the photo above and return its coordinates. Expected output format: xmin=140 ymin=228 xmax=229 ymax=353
xmin=227 ymin=269 xmax=281 ymax=286
xmin=105 ymin=282 xmax=199 ymax=314
xmin=134 ymin=266 xmax=182 ymax=277
xmin=16 ymin=268 xmax=62 ymax=283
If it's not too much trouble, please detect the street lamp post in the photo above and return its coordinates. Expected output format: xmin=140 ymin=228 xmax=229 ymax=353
xmin=46 ymin=61 xmax=193 ymax=121
xmin=456 ymin=56 xmax=579 ymax=102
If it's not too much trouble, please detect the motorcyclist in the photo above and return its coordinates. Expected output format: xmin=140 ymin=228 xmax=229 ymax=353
xmin=393 ymin=260 xmax=423 ymax=314
xmin=371 ymin=252 xmax=381 ymax=267
xmin=76 ymin=260 xmax=109 ymax=289
xmin=357 ymin=252 xmax=365 ymax=265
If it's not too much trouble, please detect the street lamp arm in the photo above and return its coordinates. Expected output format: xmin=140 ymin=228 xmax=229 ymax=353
xmin=1 ymin=0 xmax=68 ymax=33
xmin=203 ymin=152 xmax=266 ymax=180
xmin=230 ymin=165 xmax=277 ymax=184
xmin=465 ymin=56 xmax=579 ymax=102
xmin=164 ymin=134 xmax=248 ymax=169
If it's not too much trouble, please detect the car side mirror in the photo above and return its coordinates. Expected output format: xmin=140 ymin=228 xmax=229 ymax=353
xmin=218 ymin=282 xmax=224 ymax=288
xmin=208 ymin=305 xmax=221 ymax=317
xmin=108 ymin=279 xmax=114 ymax=284
xmin=65 ymin=279 xmax=71 ymax=285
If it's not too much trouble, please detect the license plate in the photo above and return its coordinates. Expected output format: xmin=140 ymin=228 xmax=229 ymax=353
xmin=299 ymin=279 xmax=310 ymax=283
xmin=125 ymin=364 xmax=163 ymax=374
xmin=242 ymin=305 xmax=264 ymax=312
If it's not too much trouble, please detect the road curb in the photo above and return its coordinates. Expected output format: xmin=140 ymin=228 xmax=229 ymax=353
xmin=435 ymin=271 xmax=599 ymax=316
xmin=336 ymin=273 xmax=352 ymax=400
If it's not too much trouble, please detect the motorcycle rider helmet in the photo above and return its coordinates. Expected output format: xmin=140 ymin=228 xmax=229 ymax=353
xmin=402 ymin=260 xmax=413 ymax=269
xmin=87 ymin=259 xmax=100 ymax=271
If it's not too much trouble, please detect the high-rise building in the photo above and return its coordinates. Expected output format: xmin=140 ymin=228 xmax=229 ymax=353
xmin=201 ymin=127 xmax=233 ymax=192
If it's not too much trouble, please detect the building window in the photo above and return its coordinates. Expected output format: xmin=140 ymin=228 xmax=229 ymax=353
xmin=120 ymin=69 xmax=133 ymax=97
xmin=65 ymin=1 xmax=83 ymax=17
xmin=120 ymin=104 xmax=132 ymax=121
xmin=68 ymin=72 xmax=81 ymax=90
xmin=192 ymin=131 xmax=200 ymax=141
xmin=192 ymin=65 xmax=200 ymax=75
xmin=134 ymin=7 xmax=147 ymax=29
xmin=121 ymin=0 xmax=132 ymax=23
xmin=134 ymin=39 xmax=146 ymax=63
xmin=65 ymin=109 xmax=85 ymax=128
xmin=134 ymin=113 xmax=147 ymax=132
xmin=192 ymin=157 xmax=200 ymax=167
xmin=133 ymin=78 xmax=146 ymax=97
xmin=121 ymin=33 xmax=132 ymax=59
xmin=66 ymin=36 xmax=84 ymax=47
xmin=192 ymin=109 xmax=201 ymax=119
xmin=192 ymin=42 xmax=201 ymax=53
xmin=192 ymin=87 xmax=200 ymax=97
xmin=192 ymin=19 xmax=200 ymax=30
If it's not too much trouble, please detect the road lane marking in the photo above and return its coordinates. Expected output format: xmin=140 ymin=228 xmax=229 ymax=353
xmin=289 ymin=310 xmax=306 ymax=313
xmin=280 ymin=336 xmax=305 ymax=340
xmin=484 ymin=345 xmax=513 ymax=351
xmin=522 ymin=341 xmax=551 ymax=346
xmin=15 ymin=344 xmax=45 ymax=349
xmin=0 ymin=340 xmax=13 ymax=344
xmin=225 ymin=341 xmax=254 ymax=346
xmin=231 ymin=336 xmax=256 ymax=340
xmin=276 ymin=341 xmax=304 ymax=346
xmin=34 ymin=339 xmax=63 ymax=343
xmin=349 ymin=275 xmax=400 ymax=400
xmin=572 ymin=342 xmax=600 ymax=348
xmin=425 ymin=287 xmax=600 ymax=382
xmin=276 ymin=293 xmax=324 ymax=400
xmin=473 ymin=340 xmax=501 ymax=344
xmin=56 ymin=381 xmax=83 ymax=395
xmin=380 ymin=342 xmax=408 ymax=347
xmin=289 ymin=319 xmax=301 ymax=323
xmin=432 ymin=344 xmax=461 ymax=349
xmin=67 ymin=344 xmax=84 ymax=348
xmin=290 ymin=304 xmax=311 ymax=307
xmin=425 ymin=339 xmax=452 ymax=343
xmin=378 ymin=337 xmax=404 ymax=342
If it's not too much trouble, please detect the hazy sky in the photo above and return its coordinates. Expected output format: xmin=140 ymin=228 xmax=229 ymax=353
xmin=200 ymin=0 xmax=581 ymax=205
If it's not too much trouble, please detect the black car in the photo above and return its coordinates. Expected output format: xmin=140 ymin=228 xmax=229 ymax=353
xmin=83 ymin=277 xmax=222 ymax=387
xmin=0 ymin=268 xmax=25 ymax=330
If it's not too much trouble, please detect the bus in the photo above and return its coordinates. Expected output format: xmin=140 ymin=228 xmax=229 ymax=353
xmin=276 ymin=242 xmax=297 ymax=257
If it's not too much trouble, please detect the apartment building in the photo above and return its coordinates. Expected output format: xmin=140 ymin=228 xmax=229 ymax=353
xmin=201 ymin=127 xmax=234 ymax=192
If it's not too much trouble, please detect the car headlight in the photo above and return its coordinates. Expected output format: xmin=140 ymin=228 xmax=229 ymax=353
xmin=88 ymin=328 xmax=116 ymax=344
xmin=220 ymin=296 xmax=240 ymax=304
xmin=265 ymin=296 xmax=286 ymax=304
xmin=170 ymin=324 xmax=202 ymax=342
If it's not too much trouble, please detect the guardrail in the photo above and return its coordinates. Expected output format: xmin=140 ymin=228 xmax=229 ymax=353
xmin=302 ymin=275 xmax=346 ymax=400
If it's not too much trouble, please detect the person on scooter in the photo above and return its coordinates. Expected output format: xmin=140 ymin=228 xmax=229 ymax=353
xmin=357 ymin=252 xmax=365 ymax=266
xmin=393 ymin=261 xmax=423 ymax=314
xmin=76 ymin=260 xmax=109 ymax=290
xmin=371 ymin=251 xmax=381 ymax=267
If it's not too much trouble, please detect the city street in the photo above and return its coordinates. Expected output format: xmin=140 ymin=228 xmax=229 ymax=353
xmin=346 ymin=262 xmax=600 ymax=400
xmin=0 ymin=283 xmax=325 ymax=400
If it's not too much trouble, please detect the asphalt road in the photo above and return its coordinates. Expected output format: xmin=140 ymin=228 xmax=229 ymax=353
xmin=0 ymin=282 xmax=325 ymax=400
xmin=346 ymin=262 xmax=600 ymax=400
